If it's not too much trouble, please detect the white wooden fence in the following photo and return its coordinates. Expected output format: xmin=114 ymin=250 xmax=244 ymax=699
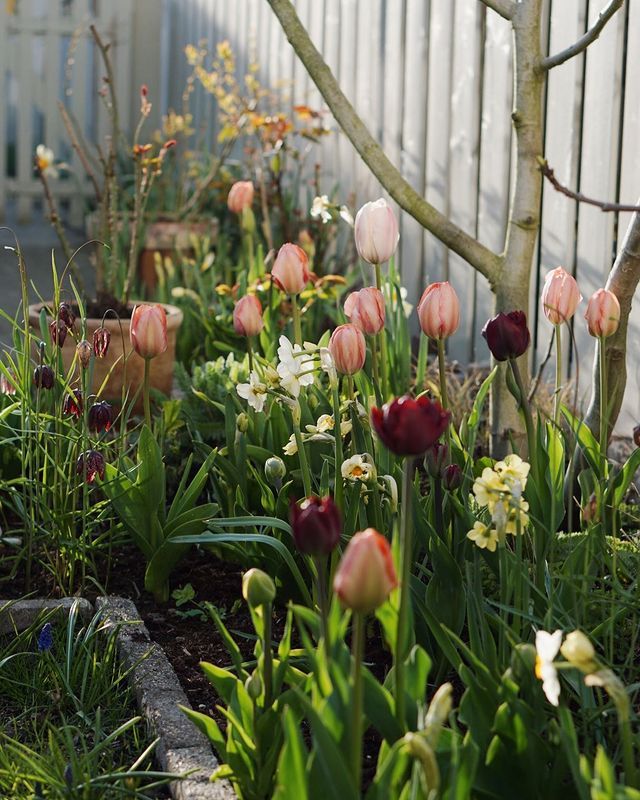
xmin=0 ymin=0 xmax=132 ymax=225
xmin=162 ymin=0 xmax=640 ymax=434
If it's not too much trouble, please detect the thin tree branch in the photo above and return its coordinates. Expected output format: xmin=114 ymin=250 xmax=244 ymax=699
xmin=478 ymin=0 xmax=515 ymax=21
xmin=539 ymin=158 xmax=640 ymax=212
xmin=267 ymin=0 xmax=502 ymax=287
xmin=542 ymin=0 xmax=624 ymax=70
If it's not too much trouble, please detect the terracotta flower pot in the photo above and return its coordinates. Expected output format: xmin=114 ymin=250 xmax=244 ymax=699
xmin=29 ymin=302 xmax=183 ymax=412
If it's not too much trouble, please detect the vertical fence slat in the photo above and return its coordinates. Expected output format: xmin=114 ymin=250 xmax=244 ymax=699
xmin=16 ymin=0 xmax=35 ymax=221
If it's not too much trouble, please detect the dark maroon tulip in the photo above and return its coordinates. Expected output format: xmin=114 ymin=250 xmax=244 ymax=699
xmin=33 ymin=365 xmax=54 ymax=390
xmin=371 ymin=395 xmax=450 ymax=457
xmin=76 ymin=450 xmax=105 ymax=483
xmin=425 ymin=442 xmax=448 ymax=478
xmin=93 ymin=327 xmax=111 ymax=358
xmin=634 ymin=425 xmax=640 ymax=448
xmin=63 ymin=389 xmax=83 ymax=418
xmin=290 ymin=496 xmax=341 ymax=557
xmin=58 ymin=302 xmax=76 ymax=329
xmin=481 ymin=311 xmax=530 ymax=362
xmin=50 ymin=319 xmax=68 ymax=347
xmin=88 ymin=401 xmax=113 ymax=433
xmin=443 ymin=464 xmax=462 ymax=491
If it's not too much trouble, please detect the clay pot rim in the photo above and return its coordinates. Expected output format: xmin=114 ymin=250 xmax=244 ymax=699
xmin=28 ymin=301 xmax=184 ymax=331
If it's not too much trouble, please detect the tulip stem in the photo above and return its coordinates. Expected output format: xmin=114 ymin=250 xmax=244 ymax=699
xmin=508 ymin=358 xmax=536 ymax=472
xmin=247 ymin=337 xmax=254 ymax=373
xmin=395 ymin=457 xmax=415 ymax=730
xmin=263 ymin=601 xmax=273 ymax=710
xmin=331 ymin=383 xmax=344 ymax=512
xmin=293 ymin=419 xmax=312 ymax=497
xmin=315 ymin=556 xmax=331 ymax=662
xmin=143 ymin=357 xmax=151 ymax=430
xmin=416 ymin=334 xmax=428 ymax=390
xmin=436 ymin=339 xmax=449 ymax=411
xmin=350 ymin=611 xmax=365 ymax=792
xmin=598 ymin=335 xmax=608 ymax=471
xmin=375 ymin=263 xmax=389 ymax=398
xmin=370 ymin=334 xmax=380 ymax=389
xmin=554 ymin=324 xmax=562 ymax=427
xmin=291 ymin=294 xmax=302 ymax=346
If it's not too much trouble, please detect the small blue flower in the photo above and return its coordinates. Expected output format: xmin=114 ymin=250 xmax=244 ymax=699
xmin=37 ymin=622 xmax=53 ymax=652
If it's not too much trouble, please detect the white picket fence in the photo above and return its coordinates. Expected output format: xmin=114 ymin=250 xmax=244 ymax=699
xmin=0 ymin=0 xmax=132 ymax=225
xmin=161 ymin=0 xmax=640 ymax=433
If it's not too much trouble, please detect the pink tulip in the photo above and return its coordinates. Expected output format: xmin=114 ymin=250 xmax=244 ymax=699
xmin=130 ymin=304 xmax=168 ymax=359
xmin=417 ymin=281 xmax=460 ymax=339
xmin=227 ymin=181 xmax=255 ymax=214
xmin=233 ymin=295 xmax=264 ymax=337
xmin=329 ymin=324 xmax=366 ymax=375
xmin=541 ymin=267 xmax=582 ymax=325
xmin=271 ymin=243 xmax=310 ymax=295
xmin=333 ymin=528 xmax=398 ymax=614
xmin=344 ymin=287 xmax=385 ymax=335
xmin=585 ymin=289 xmax=620 ymax=338
xmin=354 ymin=199 xmax=399 ymax=265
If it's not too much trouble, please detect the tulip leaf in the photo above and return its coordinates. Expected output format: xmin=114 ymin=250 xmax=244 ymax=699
xmin=273 ymin=706 xmax=309 ymax=800
xmin=561 ymin=405 xmax=601 ymax=475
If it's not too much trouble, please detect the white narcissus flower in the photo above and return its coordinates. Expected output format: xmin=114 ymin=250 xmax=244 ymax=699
xmin=339 ymin=205 xmax=354 ymax=227
xmin=236 ymin=371 xmax=268 ymax=412
xmin=535 ymin=630 xmax=563 ymax=706
xmin=276 ymin=336 xmax=314 ymax=398
xmin=305 ymin=414 xmax=334 ymax=434
xmin=36 ymin=144 xmax=59 ymax=178
xmin=466 ymin=521 xmax=498 ymax=553
xmin=341 ymin=454 xmax=376 ymax=483
xmin=283 ymin=434 xmax=298 ymax=456
xmin=310 ymin=195 xmax=332 ymax=224
xmin=340 ymin=419 xmax=353 ymax=437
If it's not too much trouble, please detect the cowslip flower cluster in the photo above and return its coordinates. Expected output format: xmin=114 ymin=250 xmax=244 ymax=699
xmin=467 ymin=454 xmax=530 ymax=552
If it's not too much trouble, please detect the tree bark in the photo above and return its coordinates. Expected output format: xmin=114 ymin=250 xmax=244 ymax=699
xmin=583 ymin=205 xmax=640 ymax=442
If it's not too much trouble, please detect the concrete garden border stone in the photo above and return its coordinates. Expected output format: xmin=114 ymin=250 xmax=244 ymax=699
xmin=0 ymin=596 xmax=235 ymax=800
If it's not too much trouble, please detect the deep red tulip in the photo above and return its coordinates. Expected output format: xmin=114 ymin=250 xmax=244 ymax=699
xmin=443 ymin=463 xmax=462 ymax=491
xmin=333 ymin=528 xmax=398 ymax=614
xmin=482 ymin=311 xmax=530 ymax=362
xmin=93 ymin=326 xmax=111 ymax=358
xmin=63 ymin=389 xmax=83 ymax=418
xmin=130 ymin=304 xmax=168 ymax=359
xmin=77 ymin=450 xmax=105 ymax=483
xmin=290 ymin=496 xmax=342 ymax=557
xmin=371 ymin=395 xmax=450 ymax=457
xmin=233 ymin=295 xmax=264 ymax=337
xmin=634 ymin=425 xmax=640 ymax=448
xmin=33 ymin=365 xmax=54 ymax=390
xmin=88 ymin=401 xmax=113 ymax=433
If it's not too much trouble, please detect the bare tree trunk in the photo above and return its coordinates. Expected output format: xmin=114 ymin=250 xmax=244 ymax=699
xmin=583 ymin=206 xmax=640 ymax=441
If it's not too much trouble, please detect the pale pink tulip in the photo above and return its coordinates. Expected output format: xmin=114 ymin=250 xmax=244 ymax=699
xmin=328 ymin=324 xmax=366 ymax=375
xmin=417 ymin=281 xmax=460 ymax=339
xmin=233 ymin=295 xmax=264 ymax=337
xmin=585 ymin=289 xmax=620 ymax=338
xmin=354 ymin=199 xmax=399 ymax=265
xmin=344 ymin=287 xmax=385 ymax=335
xmin=130 ymin=304 xmax=167 ymax=359
xmin=271 ymin=243 xmax=310 ymax=295
xmin=333 ymin=528 xmax=398 ymax=614
xmin=227 ymin=181 xmax=254 ymax=214
xmin=541 ymin=267 xmax=582 ymax=325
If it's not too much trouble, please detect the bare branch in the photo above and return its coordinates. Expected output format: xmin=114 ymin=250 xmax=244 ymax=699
xmin=478 ymin=0 xmax=515 ymax=21
xmin=267 ymin=0 xmax=502 ymax=287
xmin=539 ymin=158 xmax=640 ymax=212
xmin=542 ymin=0 xmax=624 ymax=70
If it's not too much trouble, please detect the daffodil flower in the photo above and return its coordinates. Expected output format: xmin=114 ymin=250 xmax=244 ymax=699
xmin=236 ymin=371 xmax=268 ymax=412
xmin=466 ymin=521 xmax=499 ymax=553
xmin=341 ymin=454 xmax=376 ymax=483
xmin=276 ymin=336 xmax=314 ymax=398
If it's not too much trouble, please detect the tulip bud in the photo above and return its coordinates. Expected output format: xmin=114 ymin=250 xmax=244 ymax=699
xmin=354 ymin=199 xmax=399 ymax=265
xmin=63 ymin=389 xmax=83 ymax=418
xmin=584 ymin=289 xmax=620 ymax=338
xmin=343 ymin=288 xmax=385 ymax=335
xmin=76 ymin=340 xmax=92 ymax=369
xmin=233 ymin=295 xmax=264 ymax=337
xmin=290 ymin=495 xmax=342 ymax=557
xmin=33 ymin=364 xmax=54 ymax=390
xmin=372 ymin=395 xmax=450 ymax=457
xmin=58 ymin=302 xmax=76 ymax=329
xmin=264 ymin=456 xmax=286 ymax=487
xmin=425 ymin=443 xmax=448 ymax=478
xmin=227 ymin=180 xmax=254 ymax=214
xmin=424 ymin=683 xmax=453 ymax=733
xmin=88 ymin=401 xmax=113 ymax=433
xmin=245 ymin=670 xmax=263 ymax=701
xmin=76 ymin=449 xmax=105 ymax=483
xmin=443 ymin=463 xmax=462 ymax=491
xmin=93 ymin=326 xmax=111 ymax=358
xmin=481 ymin=311 xmax=530 ymax=362
xmin=328 ymin=324 xmax=366 ymax=376
xmin=49 ymin=319 xmax=67 ymax=347
xmin=541 ymin=267 xmax=582 ymax=325
xmin=242 ymin=568 xmax=276 ymax=609
xmin=417 ymin=282 xmax=460 ymax=339
xmin=236 ymin=412 xmax=249 ymax=433
xmin=334 ymin=528 xmax=397 ymax=614
xmin=560 ymin=630 xmax=597 ymax=674
xmin=271 ymin=243 xmax=310 ymax=295
xmin=130 ymin=304 xmax=168 ymax=359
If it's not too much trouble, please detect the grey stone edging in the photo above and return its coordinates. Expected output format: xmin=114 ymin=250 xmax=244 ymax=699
xmin=0 ymin=596 xmax=235 ymax=799
xmin=95 ymin=596 xmax=236 ymax=800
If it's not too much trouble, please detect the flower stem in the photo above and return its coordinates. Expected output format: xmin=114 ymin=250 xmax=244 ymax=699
xmin=508 ymin=358 xmax=536 ymax=472
xmin=247 ymin=337 xmax=254 ymax=373
xmin=293 ymin=419 xmax=312 ymax=497
xmin=350 ymin=611 xmax=365 ymax=792
xmin=554 ymin=324 xmax=562 ymax=427
xmin=263 ymin=601 xmax=273 ymax=709
xmin=291 ymin=293 xmax=302 ymax=346
xmin=315 ymin=556 xmax=331 ymax=661
xmin=395 ymin=457 xmax=414 ymax=729
xmin=370 ymin=334 xmax=380 ymax=389
xmin=375 ymin=263 xmax=389 ymax=398
xmin=436 ymin=338 xmax=449 ymax=410
xmin=143 ymin=357 xmax=151 ymax=430
xmin=331 ymin=383 xmax=344 ymax=512
xmin=598 ymin=336 xmax=608 ymax=473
